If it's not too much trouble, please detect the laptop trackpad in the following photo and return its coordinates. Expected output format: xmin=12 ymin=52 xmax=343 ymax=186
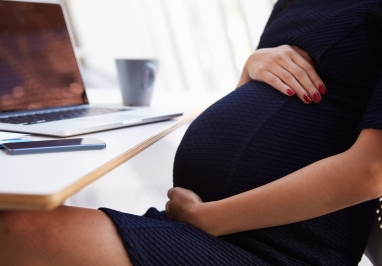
xmin=78 ymin=114 xmax=143 ymax=124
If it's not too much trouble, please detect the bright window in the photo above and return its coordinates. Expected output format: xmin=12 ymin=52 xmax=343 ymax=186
xmin=62 ymin=0 xmax=275 ymax=92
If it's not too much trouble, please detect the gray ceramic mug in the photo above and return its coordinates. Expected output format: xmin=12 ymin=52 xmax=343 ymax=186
xmin=116 ymin=59 xmax=159 ymax=106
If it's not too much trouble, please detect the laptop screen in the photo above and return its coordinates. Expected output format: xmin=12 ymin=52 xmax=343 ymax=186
xmin=0 ymin=1 xmax=88 ymax=113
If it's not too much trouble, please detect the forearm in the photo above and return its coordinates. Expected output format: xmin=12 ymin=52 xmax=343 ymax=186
xmin=195 ymin=129 xmax=382 ymax=236
xmin=237 ymin=64 xmax=251 ymax=88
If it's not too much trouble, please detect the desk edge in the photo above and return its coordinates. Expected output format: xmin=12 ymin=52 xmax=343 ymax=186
xmin=0 ymin=106 xmax=209 ymax=211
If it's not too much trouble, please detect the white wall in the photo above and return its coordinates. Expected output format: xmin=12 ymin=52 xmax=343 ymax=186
xmin=63 ymin=0 xmax=274 ymax=92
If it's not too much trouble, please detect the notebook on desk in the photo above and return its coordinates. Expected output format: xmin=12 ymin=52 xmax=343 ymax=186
xmin=0 ymin=0 xmax=182 ymax=137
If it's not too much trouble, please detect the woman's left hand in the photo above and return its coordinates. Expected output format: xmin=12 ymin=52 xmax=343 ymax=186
xmin=166 ymin=187 xmax=205 ymax=229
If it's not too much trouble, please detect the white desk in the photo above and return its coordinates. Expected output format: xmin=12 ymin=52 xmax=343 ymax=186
xmin=0 ymin=89 xmax=226 ymax=211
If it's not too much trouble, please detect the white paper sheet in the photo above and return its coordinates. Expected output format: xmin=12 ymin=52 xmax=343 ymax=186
xmin=0 ymin=131 xmax=30 ymax=141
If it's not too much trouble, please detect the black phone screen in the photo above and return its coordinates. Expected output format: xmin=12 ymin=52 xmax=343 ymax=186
xmin=6 ymin=138 xmax=83 ymax=149
xmin=2 ymin=138 xmax=105 ymax=155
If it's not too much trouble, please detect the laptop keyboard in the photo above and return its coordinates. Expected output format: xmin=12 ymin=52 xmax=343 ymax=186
xmin=0 ymin=107 xmax=130 ymax=125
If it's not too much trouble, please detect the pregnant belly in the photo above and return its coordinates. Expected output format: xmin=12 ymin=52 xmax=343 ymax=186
xmin=173 ymin=81 xmax=363 ymax=202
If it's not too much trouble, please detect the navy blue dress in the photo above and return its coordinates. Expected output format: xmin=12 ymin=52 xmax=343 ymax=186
xmin=100 ymin=1 xmax=382 ymax=265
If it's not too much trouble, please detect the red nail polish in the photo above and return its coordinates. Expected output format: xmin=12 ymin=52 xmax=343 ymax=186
xmin=309 ymin=59 xmax=316 ymax=67
xmin=304 ymin=94 xmax=312 ymax=103
xmin=318 ymin=85 xmax=326 ymax=95
xmin=313 ymin=93 xmax=322 ymax=103
xmin=287 ymin=89 xmax=295 ymax=96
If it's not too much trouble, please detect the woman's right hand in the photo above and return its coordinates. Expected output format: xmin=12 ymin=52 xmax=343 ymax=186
xmin=237 ymin=45 xmax=326 ymax=104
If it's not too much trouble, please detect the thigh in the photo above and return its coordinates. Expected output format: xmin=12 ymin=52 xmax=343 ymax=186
xmin=101 ymin=207 xmax=271 ymax=266
xmin=0 ymin=206 xmax=132 ymax=266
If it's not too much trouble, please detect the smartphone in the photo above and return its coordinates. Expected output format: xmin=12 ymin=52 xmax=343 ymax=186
xmin=2 ymin=138 xmax=106 ymax=155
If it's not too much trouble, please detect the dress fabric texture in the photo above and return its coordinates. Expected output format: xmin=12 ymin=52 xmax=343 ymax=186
xmin=100 ymin=0 xmax=382 ymax=265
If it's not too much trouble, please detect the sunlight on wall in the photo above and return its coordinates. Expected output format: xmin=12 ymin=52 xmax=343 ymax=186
xmin=221 ymin=0 xmax=252 ymax=72
xmin=63 ymin=0 xmax=274 ymax=92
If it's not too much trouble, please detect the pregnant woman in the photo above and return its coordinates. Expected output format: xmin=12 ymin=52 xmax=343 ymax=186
xmin=1 ymin=0 xmax=382 ymax=265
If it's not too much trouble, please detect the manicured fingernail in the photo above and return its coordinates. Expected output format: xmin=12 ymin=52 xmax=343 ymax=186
xmin=304 ymin=94 xmax=312 ymax=103
xmin=313 ymin=93 xmax=322 ymax=103
xmin=309 ymin=59 xmax=316 ymax=67
xmin=287 ymin=89 xmax=295 ymax=96
xmin=318 ymin=85 xmax=326 ymax=95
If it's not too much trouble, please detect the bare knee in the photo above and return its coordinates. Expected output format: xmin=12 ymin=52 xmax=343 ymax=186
xmin=0 ymin=210 xmax=49 ymax=241
xmin=0 ymin=210 xmax=40 ymax=264
xmin=0 ymin=211 xmax=27 ymax=238
xmin=0 ymin=207 xmax=133 ymax=266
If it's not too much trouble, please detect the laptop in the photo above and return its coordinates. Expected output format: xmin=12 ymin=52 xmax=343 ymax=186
xmin=0 ymin=0 xmax=182 ymax=137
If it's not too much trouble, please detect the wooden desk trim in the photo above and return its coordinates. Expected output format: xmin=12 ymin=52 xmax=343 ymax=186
xmin=0 ymin=110 xmax=201 ymax=211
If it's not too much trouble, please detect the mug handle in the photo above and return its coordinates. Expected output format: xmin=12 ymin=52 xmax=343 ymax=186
xmin=141 ymin=62 xmax=157 ymax=90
